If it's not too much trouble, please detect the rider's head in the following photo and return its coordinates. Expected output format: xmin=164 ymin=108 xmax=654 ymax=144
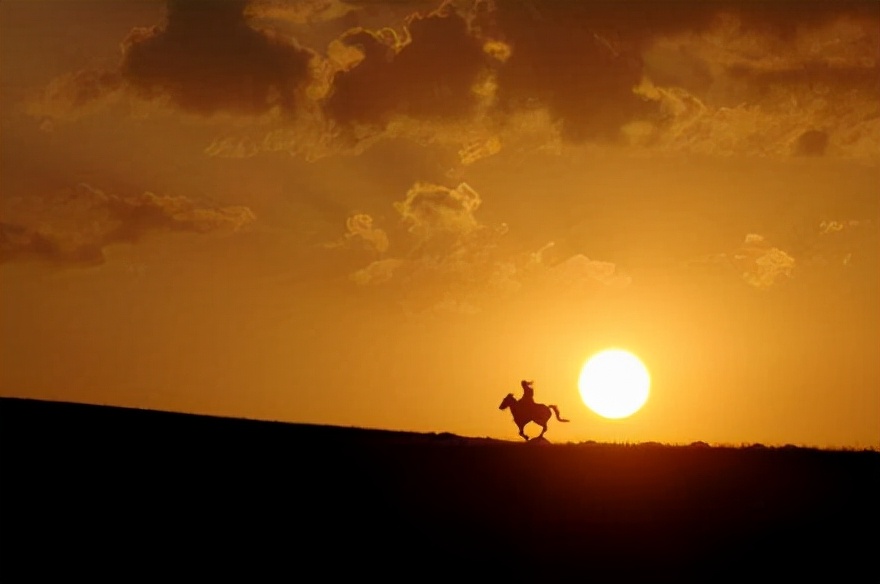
xmin=521 ymin=380 xmax=533 ymax=390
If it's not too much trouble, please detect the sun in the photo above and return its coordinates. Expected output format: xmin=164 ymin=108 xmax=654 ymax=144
xmin=578 ymin=349 xmax=651 ymax=419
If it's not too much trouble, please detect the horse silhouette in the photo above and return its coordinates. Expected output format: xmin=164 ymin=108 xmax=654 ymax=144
xmin=499 ymin=393 xmax=569 ymax=441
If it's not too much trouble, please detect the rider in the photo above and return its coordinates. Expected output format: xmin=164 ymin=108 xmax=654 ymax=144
xmin=520 ymin=380 xmax=536 ymax=406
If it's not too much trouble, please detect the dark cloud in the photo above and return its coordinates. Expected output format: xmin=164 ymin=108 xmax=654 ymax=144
xmin=324 ymin=5 xmax=491 ymax=127
xmin=485 ymin=2 xmax=652 ymax=142
xmin=120 ymin=0 xmax=316 ymax=115
xmin=484 ymin=0 xmax=879 ymax=144
xmin=0 ymin=184 xmax=256 ymax=266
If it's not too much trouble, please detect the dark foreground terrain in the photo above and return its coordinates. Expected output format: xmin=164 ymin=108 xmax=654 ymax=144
xmin=2 ymin=397 xmax=878 ymax=580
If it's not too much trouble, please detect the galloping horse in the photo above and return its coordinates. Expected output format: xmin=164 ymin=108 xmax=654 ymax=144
xmin=499 ymin=393 xmax=569 ymax=441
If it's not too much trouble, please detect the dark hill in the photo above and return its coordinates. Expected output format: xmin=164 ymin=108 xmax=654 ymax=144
xmin=2 ymin=397 xmax=878 ymax=580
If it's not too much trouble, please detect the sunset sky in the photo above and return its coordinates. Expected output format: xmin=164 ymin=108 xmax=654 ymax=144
xmin=2 ymin=0 xmax=878 ymax=449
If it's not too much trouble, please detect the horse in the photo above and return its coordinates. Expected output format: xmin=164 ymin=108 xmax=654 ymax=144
xmin=499 ymin=393 xmax=569 ymax=441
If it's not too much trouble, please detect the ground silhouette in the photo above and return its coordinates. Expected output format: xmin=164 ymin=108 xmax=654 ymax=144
xmin=1 ymin=397 xmax=878 ymax=580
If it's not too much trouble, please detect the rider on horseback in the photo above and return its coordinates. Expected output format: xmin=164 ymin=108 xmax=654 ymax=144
xmin=520 ymin=380 xmax=536 ymax=406
xmin=500 ymin=380 xmax=569 ymax=441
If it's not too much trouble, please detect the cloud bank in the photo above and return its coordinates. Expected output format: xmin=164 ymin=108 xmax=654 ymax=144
xmin=29 ymin=0 xmax=879 ymax=163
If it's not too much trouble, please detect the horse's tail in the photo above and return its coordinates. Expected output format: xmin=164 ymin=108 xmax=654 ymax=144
xmin=548 ymin=405 xmax=569 ymax=423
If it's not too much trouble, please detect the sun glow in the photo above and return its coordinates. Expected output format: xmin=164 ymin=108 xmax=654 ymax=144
xmin=578 ymin=349 xmax=651 ymax=419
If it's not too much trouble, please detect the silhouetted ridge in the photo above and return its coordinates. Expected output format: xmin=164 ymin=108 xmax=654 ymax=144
xmin=1 ymin=397 xmax=877 ymax=580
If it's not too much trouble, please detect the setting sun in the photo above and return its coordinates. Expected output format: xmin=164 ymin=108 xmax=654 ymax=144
xmin=579 ymin=349 xmax=651 ymax=419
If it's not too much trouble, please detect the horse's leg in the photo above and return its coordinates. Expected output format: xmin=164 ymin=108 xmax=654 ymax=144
xmin=535 ymin=408 xmax=550 ymax=439
xmin=518 ymin=423 xmax=529 ymax=441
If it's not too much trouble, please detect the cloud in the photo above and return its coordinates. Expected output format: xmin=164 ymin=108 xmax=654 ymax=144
xmin=486 ymin=2 xmax=653 ymax=143
xmin=350 ymin=258 xmax=403 ymax=286
xmin=28 ymin=0 xmax=320 ymax=123
xmin=623 ymin=9 xmax=880 ymax=161
xmin=707 ymin=233 xmax=796 ymax=289
xmin=344 ymin=213 xmax=390 ymax=253
xmin=480 ymin=1 xmax=878 ymax=162
xmin=119 ymin=0 xmax=317 ymax=116
xmin=691 ymin=217 xmax=877 ymax=288
xmin=810 ymin=218 xmax=876 ymax=268
xmin=26 ymin=69 xmax=124 ymax=123
xmin=737 ymin=235 xmax=795 ymax=289
xmin=239 ymin=0 xmax=879 ymax=161
xmin=820 ymin=219 xmax=861 ymax=235
xmin=340 ymin=180 xmax=514 ymax=313
xmin=0 ymin=222 xmax=103 ymax=265
xmin=324 ymin=213 xmax=390 ymax=255
xmin=338 ymin=180 xmax=628 ymax=316
xmin=394 ymin=182 xmax=482 ymax=245
xmin=0 ymin=184 xmax=255 ymax=266
xmin=323 ymin=4 xmax=493 ymax=128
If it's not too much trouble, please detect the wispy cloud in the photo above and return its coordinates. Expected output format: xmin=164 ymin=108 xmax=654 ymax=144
xmin=324 ymin=213 xmax=390 ymax=255
xmin=1 ymin=184 xmax=255 ymax=266
xmin=734 ymin=234 xmax=796 ymax=289
xmin=334 ymin=181 xmax=628 ymax=316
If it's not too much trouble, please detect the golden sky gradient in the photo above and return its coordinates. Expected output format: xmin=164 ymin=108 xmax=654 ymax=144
xmin=2 ymin=0 xmax=878 ymax=448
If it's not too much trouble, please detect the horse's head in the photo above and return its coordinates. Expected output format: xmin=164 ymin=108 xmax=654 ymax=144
xmin=499 ymin=393 xmax=516 ymax=410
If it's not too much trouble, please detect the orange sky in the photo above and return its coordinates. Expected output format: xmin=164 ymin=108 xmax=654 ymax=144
xmin=2 ymin=0 xmax=878 ymax=448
